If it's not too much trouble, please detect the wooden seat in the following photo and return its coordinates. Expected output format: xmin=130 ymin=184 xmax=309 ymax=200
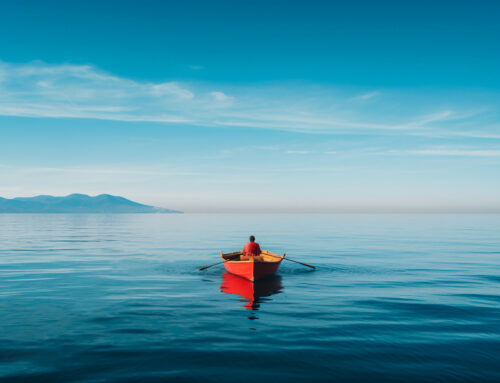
xmin=240 ymin=255 xmax=264 ymax=262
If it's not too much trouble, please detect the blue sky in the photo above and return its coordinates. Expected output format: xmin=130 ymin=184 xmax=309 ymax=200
xmin=1 ymin=0 xmax=499 ymax=212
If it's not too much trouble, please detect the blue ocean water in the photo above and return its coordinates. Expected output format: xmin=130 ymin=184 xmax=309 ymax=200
xmin=0 ymin=214 xmax=499 ymax=382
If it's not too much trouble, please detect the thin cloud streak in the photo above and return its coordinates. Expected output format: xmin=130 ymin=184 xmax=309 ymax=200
xmin=351 ymin=91 xmax=380 ymax=101
xmin=0 ymin=164 xmax=200 ymax=177
xmin=409 ymin=149 xmax=500 ymax=157
xmin=0 ymin=60 xmax=491 ymax=137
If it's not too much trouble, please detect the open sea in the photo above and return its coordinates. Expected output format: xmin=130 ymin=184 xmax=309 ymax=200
xmin=0 ymin=214 xmax=499 ymax=382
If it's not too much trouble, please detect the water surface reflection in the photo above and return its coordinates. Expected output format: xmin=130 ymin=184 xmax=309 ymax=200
xmin=220 ymin=271 xmax=283 ymax=312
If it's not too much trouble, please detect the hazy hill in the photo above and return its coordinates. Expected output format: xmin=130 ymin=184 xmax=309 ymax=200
xmin=0 ymin=194 xmax=182 ymax=213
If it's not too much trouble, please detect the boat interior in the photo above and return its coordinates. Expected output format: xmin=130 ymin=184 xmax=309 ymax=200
xmin=221 ymin=250 xmax=284 ymax=263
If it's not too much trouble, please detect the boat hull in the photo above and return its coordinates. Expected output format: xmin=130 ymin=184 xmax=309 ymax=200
xmin=221 ymin=250 xmax=284 ymax=281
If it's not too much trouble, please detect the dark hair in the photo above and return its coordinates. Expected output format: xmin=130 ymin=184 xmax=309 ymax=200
xmin=249 ymin=235 xmax=255 ymax=242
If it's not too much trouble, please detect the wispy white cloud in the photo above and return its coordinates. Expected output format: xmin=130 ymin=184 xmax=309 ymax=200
xmin=0 ymin=164 xmax=199 ymax=177
xmin=352 ymin=91 xmax=380 ymax=101
xmin=209 ymin=91 xmax=234 ymax=109
xmin=450 ymin=131 xmax=500 ymax=139
xmin=408 ymin=149 xmax=500 ymax=157
xmin=150 ymin=82 xmax=194 ymax=99
xmin=0 ymin=60 xmax=496 ymax=137
xmin=210 ymin=91 xmax=232 ymax=102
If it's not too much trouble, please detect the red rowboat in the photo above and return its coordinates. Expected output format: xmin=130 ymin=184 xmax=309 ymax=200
xmin=220 ymin=250 xmax=285 ymax=281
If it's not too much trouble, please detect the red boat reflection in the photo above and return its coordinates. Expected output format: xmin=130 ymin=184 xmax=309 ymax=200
xmin=220 ymin=271 xmax=283 ymax=310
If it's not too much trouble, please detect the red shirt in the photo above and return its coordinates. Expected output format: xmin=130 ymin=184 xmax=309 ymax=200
xmin=243 ymin=242 xmax=261 ymax=256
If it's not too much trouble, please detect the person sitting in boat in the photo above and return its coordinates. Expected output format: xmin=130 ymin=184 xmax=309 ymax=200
xmin=241 ymin=235 xmax=263 ymax=260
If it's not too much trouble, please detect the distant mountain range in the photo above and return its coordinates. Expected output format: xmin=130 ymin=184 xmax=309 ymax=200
xmin=0 ymin=194 xmax=182 ymax=214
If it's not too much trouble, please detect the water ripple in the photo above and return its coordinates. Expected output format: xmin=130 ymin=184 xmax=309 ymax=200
xmin=1 ymin=214 xmax=500 ymax=382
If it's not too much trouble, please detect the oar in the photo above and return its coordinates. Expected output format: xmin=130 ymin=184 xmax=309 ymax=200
xmin=199 ymin=260 xmax=226 ymax=271
xmin=199 ymin=253 xmax=239 ymax=271
xmin=265 ymin=253 xmax=315 ymax=269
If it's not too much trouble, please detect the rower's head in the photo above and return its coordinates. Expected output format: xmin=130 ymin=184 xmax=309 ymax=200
xmin=249 ymin=235 xmax=255 ymax=242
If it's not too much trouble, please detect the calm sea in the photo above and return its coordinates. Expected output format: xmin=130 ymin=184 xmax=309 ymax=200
xmin=1 ymin=214 xmax=499 ymax=382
